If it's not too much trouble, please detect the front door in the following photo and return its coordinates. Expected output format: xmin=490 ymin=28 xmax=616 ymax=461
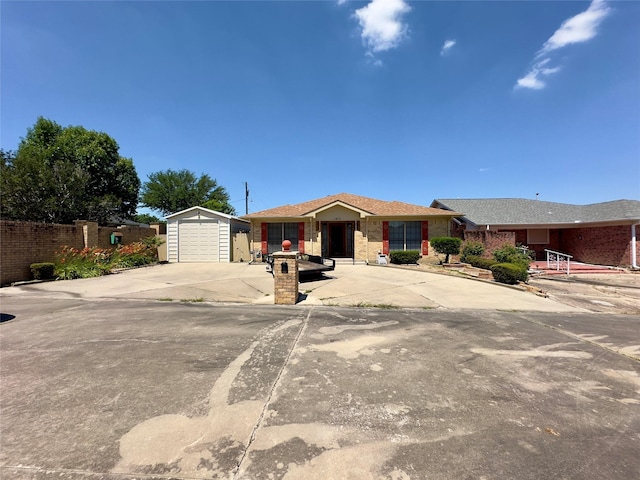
xmin=322 ymin=222 xmax=354 ymax=258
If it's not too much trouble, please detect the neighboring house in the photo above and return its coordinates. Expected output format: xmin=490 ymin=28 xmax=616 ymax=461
xmin=431 ymin=198 xmax=640 ymax=268
xmin=166 ymin=207 xmax=250 ymax=263
xmin=242 ymin=193 xmax=461 ymax=263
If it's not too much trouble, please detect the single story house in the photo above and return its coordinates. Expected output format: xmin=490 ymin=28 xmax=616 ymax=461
xmin=242 ymin=193 xmax=462 ymax=264
xmin=166 ymin=206 xmax=249 ymax=262
xmin=431 ymin=198 xmax=640 ymax=268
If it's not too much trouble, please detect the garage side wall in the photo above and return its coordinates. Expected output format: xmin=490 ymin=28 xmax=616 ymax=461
xmin=167 ymin=220 xmax=179 ymax=263
xmin=219 ymin=218 xmax=230 ymax=262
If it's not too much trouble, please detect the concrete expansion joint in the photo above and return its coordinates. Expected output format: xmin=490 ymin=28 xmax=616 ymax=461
xmin=233 ymin=307 xmax=314 ymax=478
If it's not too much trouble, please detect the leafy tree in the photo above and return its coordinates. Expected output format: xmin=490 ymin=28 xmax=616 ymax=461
xmin=132 ymin=213 xmax=162 ymax=225
xmin=0 ymin=117 xmax=140 ymax=224
xmin=430 ymin=236 xmax=462 ymax=264
xmin=140 ymin=169 xmax=235 ymax=216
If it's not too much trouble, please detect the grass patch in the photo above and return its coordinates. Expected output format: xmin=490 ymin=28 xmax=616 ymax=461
xmin=180 ymin=297 xmax=205 ymax=303
xmin=350 ymin=302 xmax=399 ymax=309
xmin=157 ymin=298 xmax=173 ymax=302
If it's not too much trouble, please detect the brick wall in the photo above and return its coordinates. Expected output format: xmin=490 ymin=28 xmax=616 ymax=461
xmin=560 ymin=225 xmax=634 ymax=266
xmin=1 ymin=220 xmax=155 ymax=285
xmin=463 ymin=231 xmax=516 ymax=258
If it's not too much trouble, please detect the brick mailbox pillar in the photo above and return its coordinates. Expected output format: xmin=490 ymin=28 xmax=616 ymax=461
xmin=273 ymin=240 xmax=299 ymax=305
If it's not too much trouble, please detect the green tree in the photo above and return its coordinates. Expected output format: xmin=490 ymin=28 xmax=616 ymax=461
xmin=140 ymin=169 xmax=235 ymax=216
xmin=0 ymin=117 xmax=140 ymax=224
xmin=132 ymin=213 xmax=162 ymax=225
xmin=430 ymin=236 xmax=462 ymax=264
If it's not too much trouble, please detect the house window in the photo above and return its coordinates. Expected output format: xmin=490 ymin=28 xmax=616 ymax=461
xmin=527 ymin=229 xmax=549 ymax=244
xmin=389 ymin=221 xmax=421 ymax=251
xmin=267 ymin=223 xmax=299 ymax=253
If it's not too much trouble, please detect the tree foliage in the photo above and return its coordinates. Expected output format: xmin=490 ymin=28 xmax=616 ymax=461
xmin=140 ymin=169 xmax=235 ymax=216
xmin=430 ymin=236 xmax=462 ymax=264
xmin=132 ymin=213 xmax=162 ymax=225
xmin=0 ymin=117 xmax=140 ymax=224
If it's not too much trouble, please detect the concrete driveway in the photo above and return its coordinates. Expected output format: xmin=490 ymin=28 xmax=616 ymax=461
xmin=1 ymin=296 xmax=638 ymax=480
xmin=1 ymin=262 xmax=582 ymax=312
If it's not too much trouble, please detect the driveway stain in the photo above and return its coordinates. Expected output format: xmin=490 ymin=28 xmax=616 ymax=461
xmin=113 ymin=338 xmax=265 ymax=477
xmin=112 ymin=317 xmax=423 ymax=479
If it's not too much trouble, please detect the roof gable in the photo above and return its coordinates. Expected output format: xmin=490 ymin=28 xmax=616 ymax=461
xmin=166 ymin=206 xmax=248 ymax=222
xmin=243 ymin=193 xmax=459 ymax=218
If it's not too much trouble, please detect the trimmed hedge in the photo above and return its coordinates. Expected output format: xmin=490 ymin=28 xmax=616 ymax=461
xmin=490 ymin=262 xmax=528 ymax=285
xmin=30 ymin=262 xmax=55 ymax=280
xmin=465 ymin=256 xmax=497 ymax=270
xmin=492 ymin=244 xmax=532 ymax=267
xmin=460 ymin=241 xmax=484 ymax=263
xmin=430 ymin=237 xmax=462 ymax=263
xmin=390 ymin=250 xmax=421 ymax=264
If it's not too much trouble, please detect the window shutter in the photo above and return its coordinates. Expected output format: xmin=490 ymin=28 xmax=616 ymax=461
xmin=382 ymin=221 xmax=389 ymax=255
xmin=261 ymin=223 xmax=268 ymax=255
xmin=298 ymin=222 xmax=305 ymax=254
xmin=421 ymin=221 xmax=429 ymax=255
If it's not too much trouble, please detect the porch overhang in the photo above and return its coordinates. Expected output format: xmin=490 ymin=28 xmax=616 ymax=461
xmin=302 ymin=200 xmax=371 ymax=219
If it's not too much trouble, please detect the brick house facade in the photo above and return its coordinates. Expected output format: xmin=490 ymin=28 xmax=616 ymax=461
xmin=243 ymin=193 xmax=460 ymax=264
xmin=432 ymin=198 xmax=640 ymax=268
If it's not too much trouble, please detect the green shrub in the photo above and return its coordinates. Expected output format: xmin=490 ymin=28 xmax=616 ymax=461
xmin=110 ymin=241 xmax=158 ymax=268
xmin=54 ymin=246 xmax=113 ymax=280
xmin=491 ymin=262 xmax=528 ymax=285
xmin=465 ymin=256 xmax=497 ymax=270
xmin=430 ymin=237 xmax=462 ymax=263
xmin=460 ymin=241 xmax=484 ymax=263
xmin=492 ymin=244 xmax=532 ymax=268
xmin=30 ymin=263 xmax=55 ymax=280
xmin=389 ymin=250 xmax=421 ymax=264
xmin=53 ymin=240 xmax=160 ymax=280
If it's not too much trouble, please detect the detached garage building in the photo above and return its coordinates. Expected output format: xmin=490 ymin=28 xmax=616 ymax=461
xmin=166 ymin=207 xmax=250 ymax=262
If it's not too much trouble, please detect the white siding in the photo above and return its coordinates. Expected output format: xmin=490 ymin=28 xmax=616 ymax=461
xmin=167 ymin=220 xmax=179 ymax=262
xmin=166 ymin=207 xmax=249 ymax=263
xmin=218 ymin=217 xmax=230 ymax=262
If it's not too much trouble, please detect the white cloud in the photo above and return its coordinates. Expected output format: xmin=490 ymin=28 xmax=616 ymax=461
xmin=353 ymin=0 xmax=411 ymax=56
xmin=539 ymin=0 xmax=610 ymax=55
xmin=516 ymin=59 xmax=561 ymax=90
xmin=440 ymin=39 xmax=456 ymax=56
xmin=515 ymin=0 xmax=610 ymax=90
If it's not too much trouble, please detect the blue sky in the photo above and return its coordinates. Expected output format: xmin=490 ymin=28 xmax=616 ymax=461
xmin=2 ymin=0 xmax=639 ymax=216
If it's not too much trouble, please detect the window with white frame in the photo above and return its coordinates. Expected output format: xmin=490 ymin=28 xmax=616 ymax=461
xmin=267 ymin=223 xmax=299 ymax=253
xmin=389 ymin=221 xmax=421 ymax=251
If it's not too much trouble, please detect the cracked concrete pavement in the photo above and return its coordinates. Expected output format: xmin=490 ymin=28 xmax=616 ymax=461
xmin=1 ymin=264 xmax=638 ymax=479
xmin=1 ymin=287 xmax=639 ymax=479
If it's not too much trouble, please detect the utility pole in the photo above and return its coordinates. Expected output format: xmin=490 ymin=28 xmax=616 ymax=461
xmin=245 ymin=182 xmax=249 ymax=215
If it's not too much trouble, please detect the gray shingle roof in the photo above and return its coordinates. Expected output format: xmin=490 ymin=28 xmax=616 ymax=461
xmin=432 ymin=198 xmax=640 ymax=226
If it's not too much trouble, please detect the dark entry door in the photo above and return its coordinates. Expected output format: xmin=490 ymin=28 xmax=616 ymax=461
xmin=323 ymin=222 xmax=354 ymax=258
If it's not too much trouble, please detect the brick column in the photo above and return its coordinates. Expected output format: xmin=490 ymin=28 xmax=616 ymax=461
xmin=273 ymin=241 xmax=299 ymax=305
xmin=75 ymin=220 xmax=99 ymax=248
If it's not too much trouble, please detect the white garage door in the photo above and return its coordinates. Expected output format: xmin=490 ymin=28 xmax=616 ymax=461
xmin=178 ymin=220 xmax=220 ymax=262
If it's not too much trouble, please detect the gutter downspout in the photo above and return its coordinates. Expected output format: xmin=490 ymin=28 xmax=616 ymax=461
xmin=632 ymin=223 xmax=639 ymax=269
